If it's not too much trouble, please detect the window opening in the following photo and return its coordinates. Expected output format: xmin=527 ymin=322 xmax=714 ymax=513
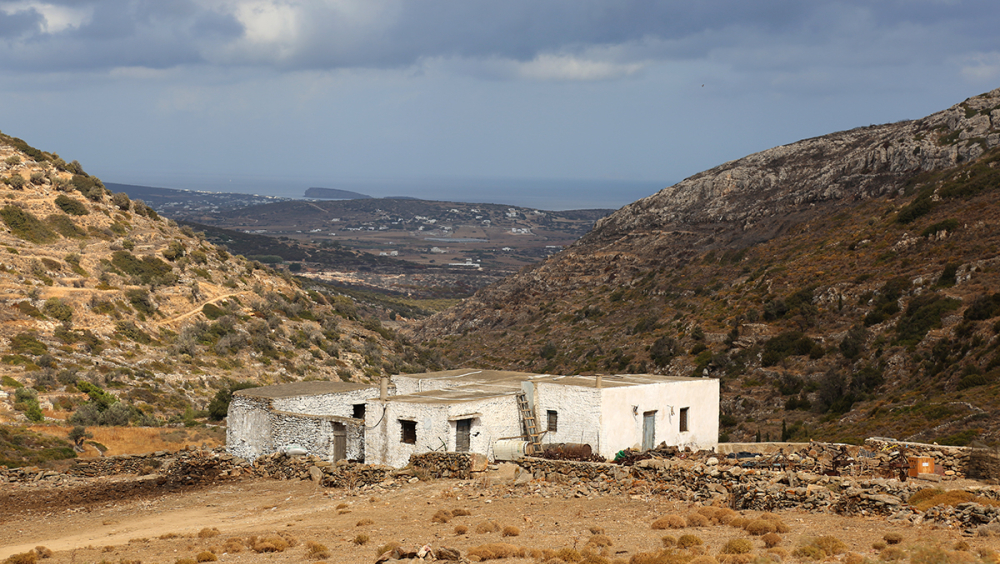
xmin=546 ymin=410 xmax=558 ymax=432
xmin=353 ymin=403 xmax=366 ymax=419
xmin=679 ymin=407 xmax=689 ymax=432
xmin=400 ymin=420 xmax=416 ymax=444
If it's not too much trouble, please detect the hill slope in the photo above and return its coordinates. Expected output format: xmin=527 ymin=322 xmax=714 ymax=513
xmin=0 ymin=133 xmax=443 ymax=427
xmin=414 ymin=87 xmax=1000 ymax=446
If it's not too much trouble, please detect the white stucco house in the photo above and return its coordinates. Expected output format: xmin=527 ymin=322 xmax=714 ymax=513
xmin=227 ymin=369 xmax=719 ymax=468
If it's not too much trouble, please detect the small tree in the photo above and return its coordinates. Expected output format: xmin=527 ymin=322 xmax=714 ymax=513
xmin=111 ymin=192 xmax=131 ymax=211
xmin=68 ymin=425 xmax=92 ymax=448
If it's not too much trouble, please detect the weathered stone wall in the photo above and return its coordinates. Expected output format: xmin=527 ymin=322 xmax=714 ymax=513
xmin=407 ymin=452 xmax=488 ymax=479
xmin=226 ymin=394 xmax=273 ymax=461
xmin=536 ymin=382 xmax=601 ymax=452
xmin=226 ymin=393 xmax=364 ymax=462
xmin=271 ymin=387 xmax=377 ymax=418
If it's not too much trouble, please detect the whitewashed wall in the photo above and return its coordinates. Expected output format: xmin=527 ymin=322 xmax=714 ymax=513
xmin=364 ymin=394 xmax=521 ymax=468
xmin=534 ymin=382 xmax=602 ymax=450
xmin=271 ymin=387 xmax=378 ymax=417
xmin=227 ymin=394 xmax=273 ymax=461
xmin=227 ymin=390 xmax=370 ymax=462
xmin=598 ymin=379 xmax=719 ymax=457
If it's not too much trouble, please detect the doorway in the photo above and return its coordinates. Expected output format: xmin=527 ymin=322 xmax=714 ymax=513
xmin=642 ymin=411 xmax=656 ymax=451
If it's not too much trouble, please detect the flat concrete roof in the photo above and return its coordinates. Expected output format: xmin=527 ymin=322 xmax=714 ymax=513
xmin=236 ymin=381 xmax=374 ymax=399
xmin=384 ymin=370 xmax=710 ymax=405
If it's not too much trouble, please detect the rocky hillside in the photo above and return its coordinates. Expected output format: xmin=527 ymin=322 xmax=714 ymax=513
xmin=0 ymin=132 xmax=442 ymax=426
xmin=414 ymin=87 xmax=1000 ymax=446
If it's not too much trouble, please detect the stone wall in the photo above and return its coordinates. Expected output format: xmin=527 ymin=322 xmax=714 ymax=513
xmin=407 ymin=452 xmax=488 ymax=479
xmin=226 ymin=393 xmax=364 ymax=462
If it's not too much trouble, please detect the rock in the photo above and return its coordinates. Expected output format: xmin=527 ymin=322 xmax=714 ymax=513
xmin=308 ymin=466 xmax=323 ymax=482
xmin=706 ymin=457 xmax=719 ymax=466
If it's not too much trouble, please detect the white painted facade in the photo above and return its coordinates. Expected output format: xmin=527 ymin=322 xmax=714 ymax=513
xmin=226 ymin=370 xmax=720 ymax=467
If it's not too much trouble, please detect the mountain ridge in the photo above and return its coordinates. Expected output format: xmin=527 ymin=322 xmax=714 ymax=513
xmin=413 ymin=87 xmax=1000 ymax=445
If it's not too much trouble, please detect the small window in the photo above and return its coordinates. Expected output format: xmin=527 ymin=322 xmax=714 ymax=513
xmin=679 ymin=407 xmax=689 ymax=433
xmin=353 ymin=403 xmax=366 ymax=419
xmin=400 ymin=420 xmax=416 ymax=444
xmin=546 ymin=410 xmax=558 ymax=432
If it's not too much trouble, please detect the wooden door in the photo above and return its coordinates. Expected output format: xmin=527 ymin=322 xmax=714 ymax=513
xmin=331 ymin=422 xmax=347 ymax=461
xmin=642 ymin=411 xmax=656 ymax=451
xmin=456 ymin=419 xmax=472 ymax=452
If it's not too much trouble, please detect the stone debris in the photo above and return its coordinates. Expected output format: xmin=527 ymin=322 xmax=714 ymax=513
xmin=4 ymin=440 xmax=998 ymax=531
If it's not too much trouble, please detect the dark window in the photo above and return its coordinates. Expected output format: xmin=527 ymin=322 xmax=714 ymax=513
xmin=353 ymin=403 xmax=366 ymax=419
xmin=400 ymin=420 xmax=416 ymax=444
xmin=547 ymin=410 xmax=558 ymax=432
xmin=679 ymin=407 xmax=689 ymax=432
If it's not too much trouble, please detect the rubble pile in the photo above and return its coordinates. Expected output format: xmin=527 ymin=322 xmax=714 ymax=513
xmin=0 ymin=465 xmax=86 ymax=486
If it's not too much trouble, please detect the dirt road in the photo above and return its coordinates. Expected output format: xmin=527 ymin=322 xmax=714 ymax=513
xmin=0 ymin=471 xmax=986 ymax=563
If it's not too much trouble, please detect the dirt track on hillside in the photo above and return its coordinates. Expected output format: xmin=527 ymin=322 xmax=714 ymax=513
xmin=1 ymin=471 xmax=991 ymax=564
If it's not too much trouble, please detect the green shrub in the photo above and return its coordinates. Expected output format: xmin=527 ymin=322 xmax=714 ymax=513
xmin=921 ymin=218 xmax=959 ymax=238
xmin=45 ymin=214 xmax=86 ymax=238
xmin=10 ymin=332 xmax=48 ymax=355
xmin=207 ymin=381 xmax=260 ymax=421
xmin=110 ymin=250 xmax=173 ymax=284
xmin=126 ymin=288 xmax=156 ymax=316
xmin=42 ymin=298 xmax=73 ymax=322
xmin=894 ymin=292 xmax=961 ymax=346
xmin=896 ymin=191 xmax=934 ymax=224
xmin=761 ymin=331 xmax=822 ymax=366
xmin=111 ymin=192 xmax=131 ymax=211
xmin=864 ymin=277 xmax=909 ymax=326
xmin=162 ymin=240 xmax=185 ymax=261
xmin=0 ymin=205 xmax=57 ymax=243
xmin=54 ymin=194 xmax=89 ymax=215
xmin=116 ymin=320 xmax=152 ymax=344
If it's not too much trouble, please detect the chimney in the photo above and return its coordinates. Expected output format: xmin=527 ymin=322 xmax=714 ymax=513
xmin=596 ymin=375 xmax=602 ymax=389
xmin=380 ymin=377 xmax=388 ymax=401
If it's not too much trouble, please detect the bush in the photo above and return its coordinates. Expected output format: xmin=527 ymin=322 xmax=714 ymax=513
xmin=110 ymin=250 xmax=173 ymax=285
xmin=721 ymin=538 xmax=753 ymax=554
xmin=11 ymin=332 xmax=48 ymax=356
xmin=896 ymin=191 xmax=934 ymax=223
xmin=45 ymin=214 xmax=86 ymax=238
xmin=964 ymin=293 xmax=1000 ymax=321
xmin=42 ymin=298 xmax=73 ymax=322
xmin=162 ymin=240 xmax=186 ymax=261
xmin=115 ymin=320 xmax=152 ymax=344
xmin=0 ymin=205 xmax=57 ymax=243
xmin=126 ymin=288 xmax=156 ymax=316
xmin=744 ymin=519 xmax=776 ymax=535
xmin=761 ymin=331 xmax=821 ymax=366
xmin=864 ymin=277 xmax=909 ymax=326
xmin=883 ymin=532 xmax=903 ymax=545
xmin=921 ymin=218 xmax=959 ymax=238
xmin=111 ymin=192 xmax=131 ymax=211
xmin=894 ymin=292 xmax=961 ymax=346
xmin=651 ymin=515 xmax=686 ymax=529
xmin=761 ymin=532 xmax=782 ymax=548
xmin=54 ymin=194 xmax=89 ymax=215
xmin=676 ymin=534 xmax=703 ymax=548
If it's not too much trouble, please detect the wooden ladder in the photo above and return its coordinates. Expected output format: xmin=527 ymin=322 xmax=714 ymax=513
xmin=515 ymin=392 xmax=543 ymax=455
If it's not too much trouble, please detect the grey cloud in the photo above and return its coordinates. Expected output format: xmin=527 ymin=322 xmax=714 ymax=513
xmin=0 ymin=0 xmax=997 ymax=75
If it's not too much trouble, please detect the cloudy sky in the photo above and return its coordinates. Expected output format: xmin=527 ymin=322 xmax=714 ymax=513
xmin=0 ymin=1 xmax=998 ymax=206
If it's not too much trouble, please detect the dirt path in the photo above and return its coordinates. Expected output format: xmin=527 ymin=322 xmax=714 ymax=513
xmin=159 ymin=291 xmax=249 ymax=326
xmin=0 ymin=473 xmax=986 ymax=564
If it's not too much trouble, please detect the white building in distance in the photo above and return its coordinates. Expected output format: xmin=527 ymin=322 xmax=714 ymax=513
xmin=227 ymin=369 xmax=719 ymax=468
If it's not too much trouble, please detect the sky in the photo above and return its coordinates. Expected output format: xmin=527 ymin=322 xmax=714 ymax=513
xmin=0 ymin=1 xmax=999 ymax=208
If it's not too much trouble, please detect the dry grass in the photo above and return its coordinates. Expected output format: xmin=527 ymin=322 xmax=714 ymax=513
xmin=452 ymin=508 xmax=472 ymax=516
xmin=26 ymin=425 xmax=223 ymax=457
xmin=374 ymin=542 xmax=401 ymax=557
xmin=879 ymin=546 xmax=906 ymax=561
xmin=685 ymin=513 xmax=710 ymax=527
xmin=501 ymin=525 xmax=520 ymax=537
xmin=197 ymin=528 xmax=220 ymax=539
xmin=194 ymin=551 xmax=217 ymax=562
xmin=883 ymin=532 xmax=903 ymax=545
xmin=32 ymin=547 xmax=52 ymax=559
xmin=305 ymin=541 xmax=330 ymax=559
xmin=466 ymin=543 xmax=526 ymax=560
xmin=455 ymin=525 xmax=469 ymax=535
xmin=352 ymin=534 xmax=369 ymax=546
xmin=720 ymin=538 xmax=752 ymax=554
xmin=356 ymin=518 xmax=375 ymax=527
xmin=475 ymin=521 xmax=501 ymax=534
xmin=908 ymin=488 xmax=1000 ymax=512
xmin=221 ymin=538 xmax=244 ymax=553
xmin=3 ymin=552 xmax=37 ymax=564
xmin=431 ymin=510 xmax=452 ymax=523
xmin=677 ymin=534 xmax=703 ymax=549
xmin=250 ymin=536 xmax=289 ymax=553
xmin=587 ymin=534 xmax=613 ymax=548
xmin=651 ymin=515 xmax=686 ymax=530
xmin=743 ymin=519 xmax=776 ymax=536
xmin=761 ymin=533 xmax=782 ymax=548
